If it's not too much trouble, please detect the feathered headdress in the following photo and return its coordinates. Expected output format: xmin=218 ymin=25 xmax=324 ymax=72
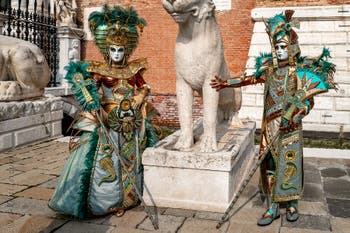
xmin=263 ymin=10 xmax=300 ymax=67
xmin=88 ymin=5 xmax=147 ymax=60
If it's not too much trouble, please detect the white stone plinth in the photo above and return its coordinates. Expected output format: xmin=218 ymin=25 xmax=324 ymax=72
xmin=142 ymin=121 xmax=256 ymax=212
xmin=0 ymin=96 xmax=64 ymax=152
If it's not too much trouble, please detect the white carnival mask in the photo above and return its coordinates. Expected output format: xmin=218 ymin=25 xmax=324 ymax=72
xmin=275 ymin=41 xmax=289 ymax=61
xmin=108 ymin=45 xmax=125 ymax=63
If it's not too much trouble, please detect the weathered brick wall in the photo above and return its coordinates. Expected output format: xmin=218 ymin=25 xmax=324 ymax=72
xmin=75 ymin=0 xmax=255 ymax=125
xmin=256 ymin=0 xmax=350 ymax=7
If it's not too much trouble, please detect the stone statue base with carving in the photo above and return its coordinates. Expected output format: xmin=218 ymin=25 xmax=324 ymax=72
xmin=142 ymin=121 xmax=256 ymax=212
xmin=0 ymin=96 xmax=63 ymax=152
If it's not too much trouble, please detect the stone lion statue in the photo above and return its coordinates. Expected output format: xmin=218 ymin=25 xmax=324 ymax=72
xmin=0 ymin=36 xmax=50 ymax=101
xmin=162 ymin=0 xmax=242 ymax=152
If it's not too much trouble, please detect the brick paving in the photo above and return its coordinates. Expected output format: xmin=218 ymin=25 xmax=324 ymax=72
xmin=0 ymin=140 xmax=349 ymax=233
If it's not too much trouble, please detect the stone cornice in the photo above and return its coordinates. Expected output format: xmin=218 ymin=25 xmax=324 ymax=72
xmin=252 ymin=5 xmax=350 ymax=21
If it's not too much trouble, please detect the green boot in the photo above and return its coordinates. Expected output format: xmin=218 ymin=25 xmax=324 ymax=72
xmin=286 ymin=200 xmax=299 ymax=222
xmin=257 ymin=203 xmax=280 ymax=226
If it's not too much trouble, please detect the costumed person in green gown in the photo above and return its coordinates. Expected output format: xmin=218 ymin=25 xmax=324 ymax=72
xmin=211 ymin=10 xmax=336 ymax=226
xmin=49 ymin=5 xmax=160 ymax=219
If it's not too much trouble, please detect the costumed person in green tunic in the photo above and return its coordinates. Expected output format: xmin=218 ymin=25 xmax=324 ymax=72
xmin=211 ymin=10 xmax=336 ymax=226
xmin=49 ymin=5 xmax=160 ymax=219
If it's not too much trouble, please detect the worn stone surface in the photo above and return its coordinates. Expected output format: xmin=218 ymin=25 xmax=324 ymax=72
xmin=0 ymin=195 xmax=12 ymax=205
xmin=279 ymin=227 xmax=331 ymax=233
xmin=54 ymin=221 xmax=115 ymax=233
xmin=0 ymin=212 xmax=22 ymax=226
xmin=102 ymin=210 xmax=147 ymax=228
xmin=0 ymin=197 xmax=57 ymax=217
xmin=1 ymin=170 xmax=55 ymax=186
xmin=0 ymin=183 xmax=27 ymax=196
xmin=298 ymin=201 xmax=328 ymax=216
xmin=227 ymin=222 xmax=280 ymax=233
xmin=281 ymin=215 xmax=331 ymax=231
xmin=38 ymin=177 xmax=58 ymax=189
xmin=137 ymin=214 xmax=185 ymax=232
xmin=330 ymin=217 xmax=350 ymax=233
xmin=194 ymin=211 xmax=223 ymax=221
xmin=15 ymin=187 xmax=54 ymax=201
xmin=321 ymin=168 xmax=347 ymax=178
xmin=327 ymin=198 xmax=350 ymax=218
xmin=324 ymin=178 xmax=350 ymax=199
xmin=177 ymin=218 xmax=217 ymax=233
xmin=303 ymin=183 xmax=324 ymax=202
xmin=0 ymin=215 xmax=67 ymax=233
xmin=163 ymin=208 xmax=196 ymax=218
xmin=304 ymin=170 xmax=322 ymax=184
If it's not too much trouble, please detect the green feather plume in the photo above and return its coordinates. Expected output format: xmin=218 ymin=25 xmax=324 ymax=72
xmin=254 ymin=52 xmax=272 ymax=78
xmin=64 ymin=62 xmax=100 ymax=112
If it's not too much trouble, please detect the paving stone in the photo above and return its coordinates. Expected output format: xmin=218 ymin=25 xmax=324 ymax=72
xmin=321 ymin=168 xmax=347 ymax=178
xmin=0 ymin=215 xmax=67 ymax=233
xmin=226 ymin=222 xmax=280 ymax=233
xmin=305 ymin=158 xmax=343 ymax=169
xmin=280 ymin=227 xmax=331 ymax=233
xmin=41 ymin=166 xmax=64 ymax=176
xmin=0 ymin=164 xmax=22 ymax=178
xmin=1 ymin=170 xmax=55 ymax=186
xmin=0 ymin=197 xmax=57 ymax=217
xmin=0 ymin=212 xmax=22 ymax=226
xmin=15 ymin=187 xmax=54 ymax=201
xmin=304 ymin=162 xmax=318 ymax=172
xmin=330 ymin=217 xmax=350 ymax=233
xmin=298 ymin=201 xmax=328 ymax=216
xmin=38 ymin=177 xmax=58 ymax=189
xmin=327 ymin=198 xmax=350 ymax=218
xmin=0 ymin=156 xmax=21 ymax=165
xmin=0 ymin=183 xmax=27 ymax=196
xmin=281 ymin=214 xmax=331 ymax=231
xmin=109 ymin=227 xmax=151 ymax=233
xmin=0 ymin=195 xmax=13 ymax=205
xmin=304 ymin=170 xmax=322 ymax=184
xmin=324 ymin=178 xmax=350 ymax=199
xmin=54 ymin=221 xmax=115 ymax=233
xmin=163 ymin=208 xmax=196 ymax=218
xmin=102 ymin=210 xmax=147 ymax=228
xmin=177 ymin=218 xmax=218 ymax=233
xmin=194 ymin=211 xmax=223 ymax=221
xmin=342 ymin=159 xmax=350 ymax=168
xmin=137 ymin=214 xmax=185 ymax=232
xmin=303 ymin=183 xmax=324 ymax=202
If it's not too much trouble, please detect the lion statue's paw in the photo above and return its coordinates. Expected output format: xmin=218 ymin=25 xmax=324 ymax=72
xmin=200 ymin=134 xmax=218 ymax=153
xmin=174 ymin=133 xmax=194 ymax=151
xmin=230 ymin=112 xmax=243 ymax=128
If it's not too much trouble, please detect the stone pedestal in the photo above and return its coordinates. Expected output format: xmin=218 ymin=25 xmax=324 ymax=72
xmin=0 ymin=96 xmax=64 ymax=152
xmin=57 ymin=26 xmax=85 ymax=87
xmin=142 ymin=121 xmax=256 ymax=212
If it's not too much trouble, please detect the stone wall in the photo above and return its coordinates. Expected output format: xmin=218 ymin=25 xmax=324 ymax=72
xmin=243 ymin=5 xmax=350 ymax=133
xmin=0 ymin=96 xmax=63 ymax=152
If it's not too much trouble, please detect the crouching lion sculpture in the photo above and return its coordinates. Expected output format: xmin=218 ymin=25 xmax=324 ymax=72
xmin=162 ymin=0 xmax=242 ymax=152
xmin=0 ymin=35 xmax=50 ymax=101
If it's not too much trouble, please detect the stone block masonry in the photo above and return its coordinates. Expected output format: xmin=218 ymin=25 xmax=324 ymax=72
xmin=0 ymin=96 xmax=64 ymax=152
